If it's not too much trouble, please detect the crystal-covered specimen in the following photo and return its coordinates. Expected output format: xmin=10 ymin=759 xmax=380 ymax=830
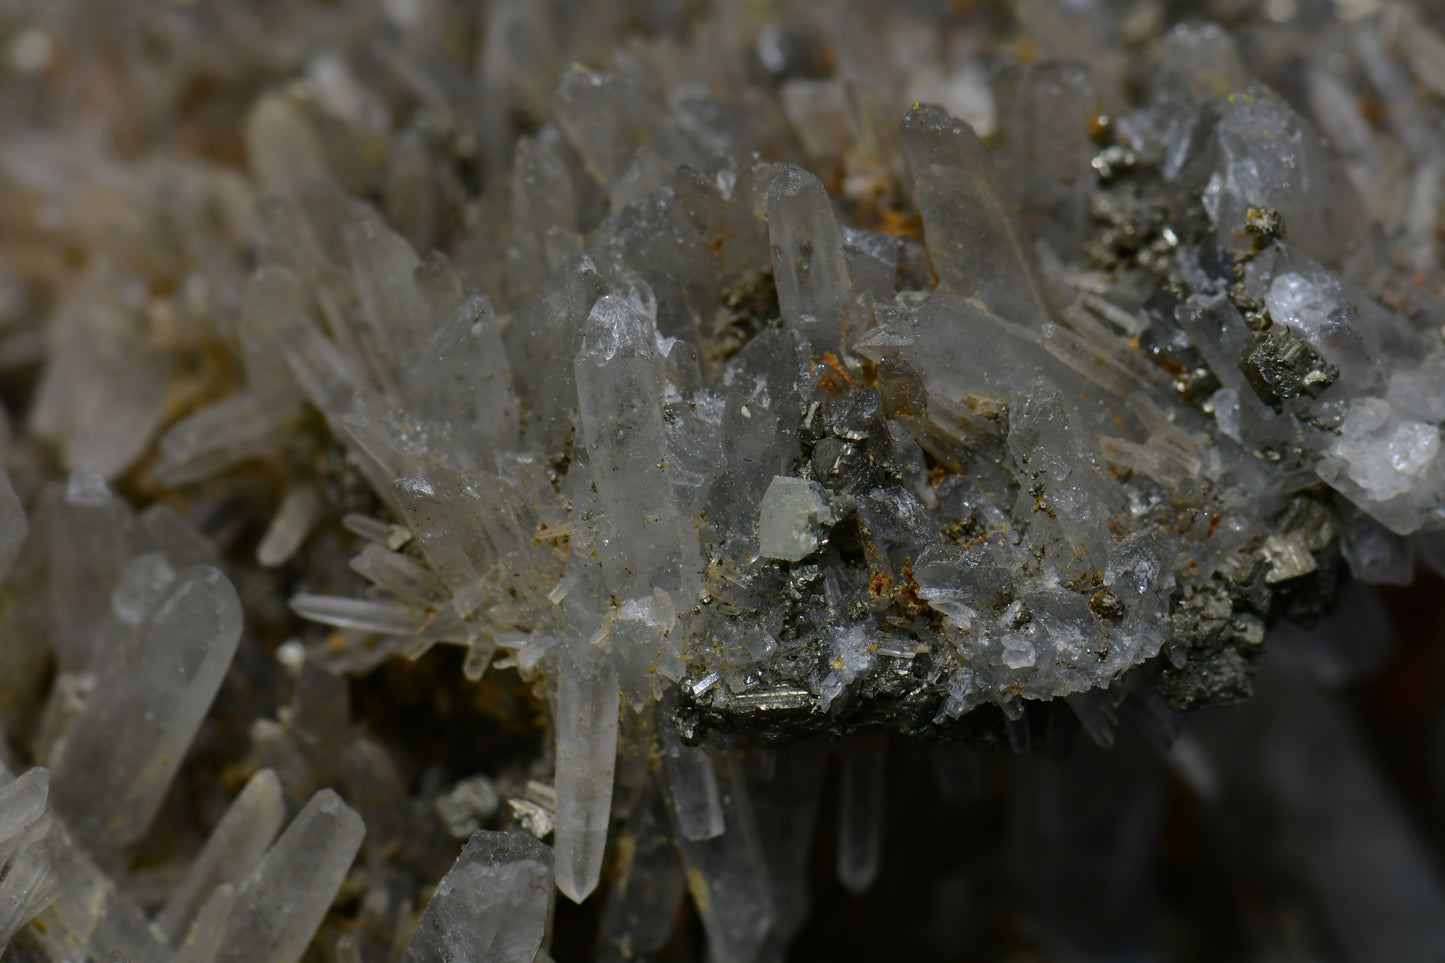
xmin=400 ymin=830 xmax=553 ymax=963
xmin=8 ymin=3 xmax=1445 ymax=961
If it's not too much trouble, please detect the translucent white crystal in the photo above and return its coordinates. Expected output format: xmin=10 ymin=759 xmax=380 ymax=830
xmin=402 ymin=277 xmax=520 ymax=466
xmin=552 ymin=65 xmax=698 ymax=194
xmin=766 ymin=165 xmax=852 ymax=353
xmin=1194 ymin=83 xmax=1366 ymax=268
xmin=1328 ymin=398 xmax=1442 ymax=508
xmin=509 ymin=132 xmax=578 ymax=300
xmin=175 ymin=884 xmax=239 ymax=963
xmin=400 ymin=830 xmax=553 ymax=963
xmin=50 ymin=563 xmax=244 ymax=867
xmin=672 ymin=753 xmax=774 ymax=963
xmin=757 ymin=476 xmax=828 ymax=563
xmin=816 ymin=624 xmax=876 ymax=711
xmin=154 ymin=768 xmax=287 ymax=945
xmin=244 ymin=92 xmax=329 ymax=198
xmin=900 ymin=104 xmax=1050 ymax=325
xmin=157 ymin=393 xmax=291 ymax=488
xmin=995 ymin=63 xmax=1097 ymax=256
xmin=779 ymin=79 xmax=855 ymax=168
xmin=599 ymin=793 xmax=685 ymax=957
xmin=550 ymin=642 xmax=619 ymax=903
xmin=212 ymin=789 xmax=366 ymax=963
xmin=575 ymin=294 xmax=700 ymax=601
xmin=20 ymin=803 xmax=170 ymax=963
xmin=29 ymin=318 xmax=173 ymax=479
xmin=0 ymin=767 xmax=56 ymax=950
xmin=661 ymin=726 xmax=725 ymax=842
xmin=256 ymin=482 xmax=321 ymax=568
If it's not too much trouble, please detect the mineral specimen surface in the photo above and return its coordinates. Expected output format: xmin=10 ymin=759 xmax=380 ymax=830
xmin=1 ymin=0 xmax=1445 ymax=960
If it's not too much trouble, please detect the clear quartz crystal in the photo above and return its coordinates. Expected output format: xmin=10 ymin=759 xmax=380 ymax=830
xmin=766 ymin=165 xmax=852 ymax=353
xmin=212 ymin=790 xmax=366 ymax=963
xmin=40 ymin=472 xmax=137 ymax=674
xmin=175 ymin=884 xmax=239 ymax=963
xmin=672 ymin=753 xmax=774 ymax=963
xmin=900 ymin=104 xmax=1051 ymax=325
xmin=154 ymin=769 xmax=287 ymax=946
xmin=400 ymin=830 xmax=553 ymax=963
xmin=574 ymin=294 xmax=700 ymax=601
xmin=256 ymin=483 xmax=321 ymax=568
xmin=20 ymin=802 xmax=170 ymax=963
xmin=0 ymin=767 xmax=56 ymax=950
xmin=50 ymin=564 xmax=244 ymax=868
xmin=661 ymin=724 xmax=725 ymax=841
xmin=549 ymin=641 xmax=619 ymax=904
xmin=599 ymin=792 xmax=685 ymax=957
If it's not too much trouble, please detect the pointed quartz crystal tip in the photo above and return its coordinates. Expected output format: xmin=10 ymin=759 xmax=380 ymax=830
xmin=212 ymin=789 xmax=365 ymax=963
xmin=244 ymin=92 xmax=329 ymax=198
xmin=550 ymin=647 xmax=619 ymax=904
xmin=154 ymin=768 xmax=287 ymax=945
xmin=901 ymin=104 xmax=1051 ymax=326
xmin=766 ymin=165 xmax=851 ymax=354
xmin=401 ymin=830 xmax=554 ymax=963
xmin=577 ymin=292 xmax=654 ymax=364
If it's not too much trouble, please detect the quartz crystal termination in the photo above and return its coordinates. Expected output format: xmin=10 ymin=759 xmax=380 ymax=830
xmin=211 ymin=789 xmax=365 ymax=963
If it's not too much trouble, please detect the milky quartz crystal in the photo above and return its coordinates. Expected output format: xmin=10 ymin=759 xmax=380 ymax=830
xmin=2 ymin=1 xmax=1445 ymax=960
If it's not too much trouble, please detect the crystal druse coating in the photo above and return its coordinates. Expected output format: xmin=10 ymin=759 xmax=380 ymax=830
xmin=3 ymin=1 xmax=1445 ymax=960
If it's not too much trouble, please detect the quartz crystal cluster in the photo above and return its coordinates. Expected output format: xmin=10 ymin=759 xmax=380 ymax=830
xmin=4 ymin=0 xmax=1445 ymax=960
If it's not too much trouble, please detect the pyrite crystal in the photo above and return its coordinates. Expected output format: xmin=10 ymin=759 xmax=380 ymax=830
xmin=3 ymin=0 xmax=1445 ymax=960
